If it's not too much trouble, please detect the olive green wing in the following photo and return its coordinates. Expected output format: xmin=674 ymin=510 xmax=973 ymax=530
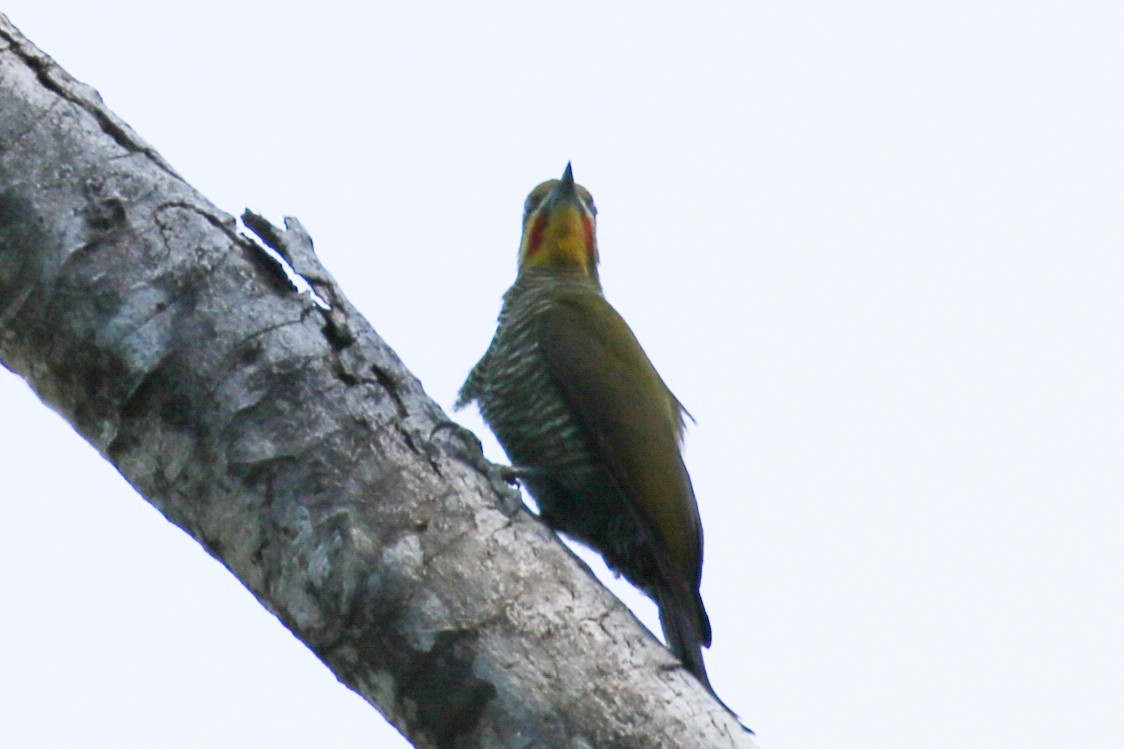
xmin=535 ymin=294 xmax=704 ymax=593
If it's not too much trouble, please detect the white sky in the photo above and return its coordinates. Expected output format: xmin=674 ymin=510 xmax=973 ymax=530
xmin=2 ymin=3 xmax=1122 ymax=747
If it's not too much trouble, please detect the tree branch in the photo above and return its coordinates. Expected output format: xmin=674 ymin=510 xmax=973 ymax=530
xmin=0 ymin=15 xmax=754 ymax=748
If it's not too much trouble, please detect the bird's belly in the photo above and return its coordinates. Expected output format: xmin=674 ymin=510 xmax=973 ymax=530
xmin=475 ymin=331 xmax=660 ymax=598
xmin=489 ymin=406 xmax=659 ymax=597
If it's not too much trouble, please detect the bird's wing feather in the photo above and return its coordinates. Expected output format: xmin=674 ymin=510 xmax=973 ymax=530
xmin=535 ymin=295 xmax=704 ymax=590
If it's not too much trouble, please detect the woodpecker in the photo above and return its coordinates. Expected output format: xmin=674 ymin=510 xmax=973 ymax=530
xmin=457 ymin=164 xmax=713 ymax=690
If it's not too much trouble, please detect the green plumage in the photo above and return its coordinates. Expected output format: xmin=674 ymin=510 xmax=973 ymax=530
xmin=459 ymin=260 xmax=713 ymax=690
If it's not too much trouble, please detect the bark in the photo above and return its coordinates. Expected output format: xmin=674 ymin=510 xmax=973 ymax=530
xmin=0 ymin=16 xmax=755 ymax=749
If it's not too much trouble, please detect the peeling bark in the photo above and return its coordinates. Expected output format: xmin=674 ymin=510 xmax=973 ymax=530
xmin=0 ymin=15 xmax=755 ymax=749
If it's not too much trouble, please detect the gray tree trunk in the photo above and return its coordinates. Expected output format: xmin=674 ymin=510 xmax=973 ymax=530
xmin=0 ymin=16 xmax=754 ymax=749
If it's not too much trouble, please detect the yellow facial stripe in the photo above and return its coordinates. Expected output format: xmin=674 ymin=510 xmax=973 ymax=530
xmin=520 ymin=202 xmax=598 ymax=275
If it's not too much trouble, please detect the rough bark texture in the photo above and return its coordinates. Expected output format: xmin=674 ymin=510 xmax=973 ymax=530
xmin=0 ymin=16 xmax=755 ymax=749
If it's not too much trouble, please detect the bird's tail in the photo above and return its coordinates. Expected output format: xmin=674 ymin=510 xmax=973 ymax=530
xmin=659 ymin=584 xmax=753 ymax=731
xmin=658 ymin=584 xmax=713 ymax=693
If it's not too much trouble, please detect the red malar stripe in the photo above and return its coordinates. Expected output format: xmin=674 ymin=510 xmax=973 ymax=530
xmin=527 ymin=213 xmax=548 ymax=256
xmin=582 ymin=215 xmax=598 ymax=265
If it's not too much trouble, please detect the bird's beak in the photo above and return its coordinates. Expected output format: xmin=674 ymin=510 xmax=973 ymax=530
xmin=560 ymin=162 xmax=575 ymax=189
xmin=553 ymin=162 xmax=577 ymax=204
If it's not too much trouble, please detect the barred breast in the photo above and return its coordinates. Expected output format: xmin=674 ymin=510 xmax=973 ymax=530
xmin=458 ymin=270 xmax=642 ymax=576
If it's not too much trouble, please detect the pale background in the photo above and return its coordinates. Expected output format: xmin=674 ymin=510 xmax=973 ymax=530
xmin=2 ymin=3 xmax=1122 ymax=747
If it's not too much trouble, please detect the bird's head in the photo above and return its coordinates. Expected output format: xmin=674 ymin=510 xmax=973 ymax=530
xmin=518 ymin=163 xmax=599 ymax=282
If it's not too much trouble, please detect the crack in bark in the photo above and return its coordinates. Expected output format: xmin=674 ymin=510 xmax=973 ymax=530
xmin=370 ymin=362 xmax=409 ymax=418
xmin=0 ymin=25 xmax=182 ymax=183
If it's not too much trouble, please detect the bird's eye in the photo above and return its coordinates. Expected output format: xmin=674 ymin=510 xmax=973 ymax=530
xmin=524 ymin=183 xmax=552 ymax=216
xmin=581 ymin=193 xmax=597 ymax=217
